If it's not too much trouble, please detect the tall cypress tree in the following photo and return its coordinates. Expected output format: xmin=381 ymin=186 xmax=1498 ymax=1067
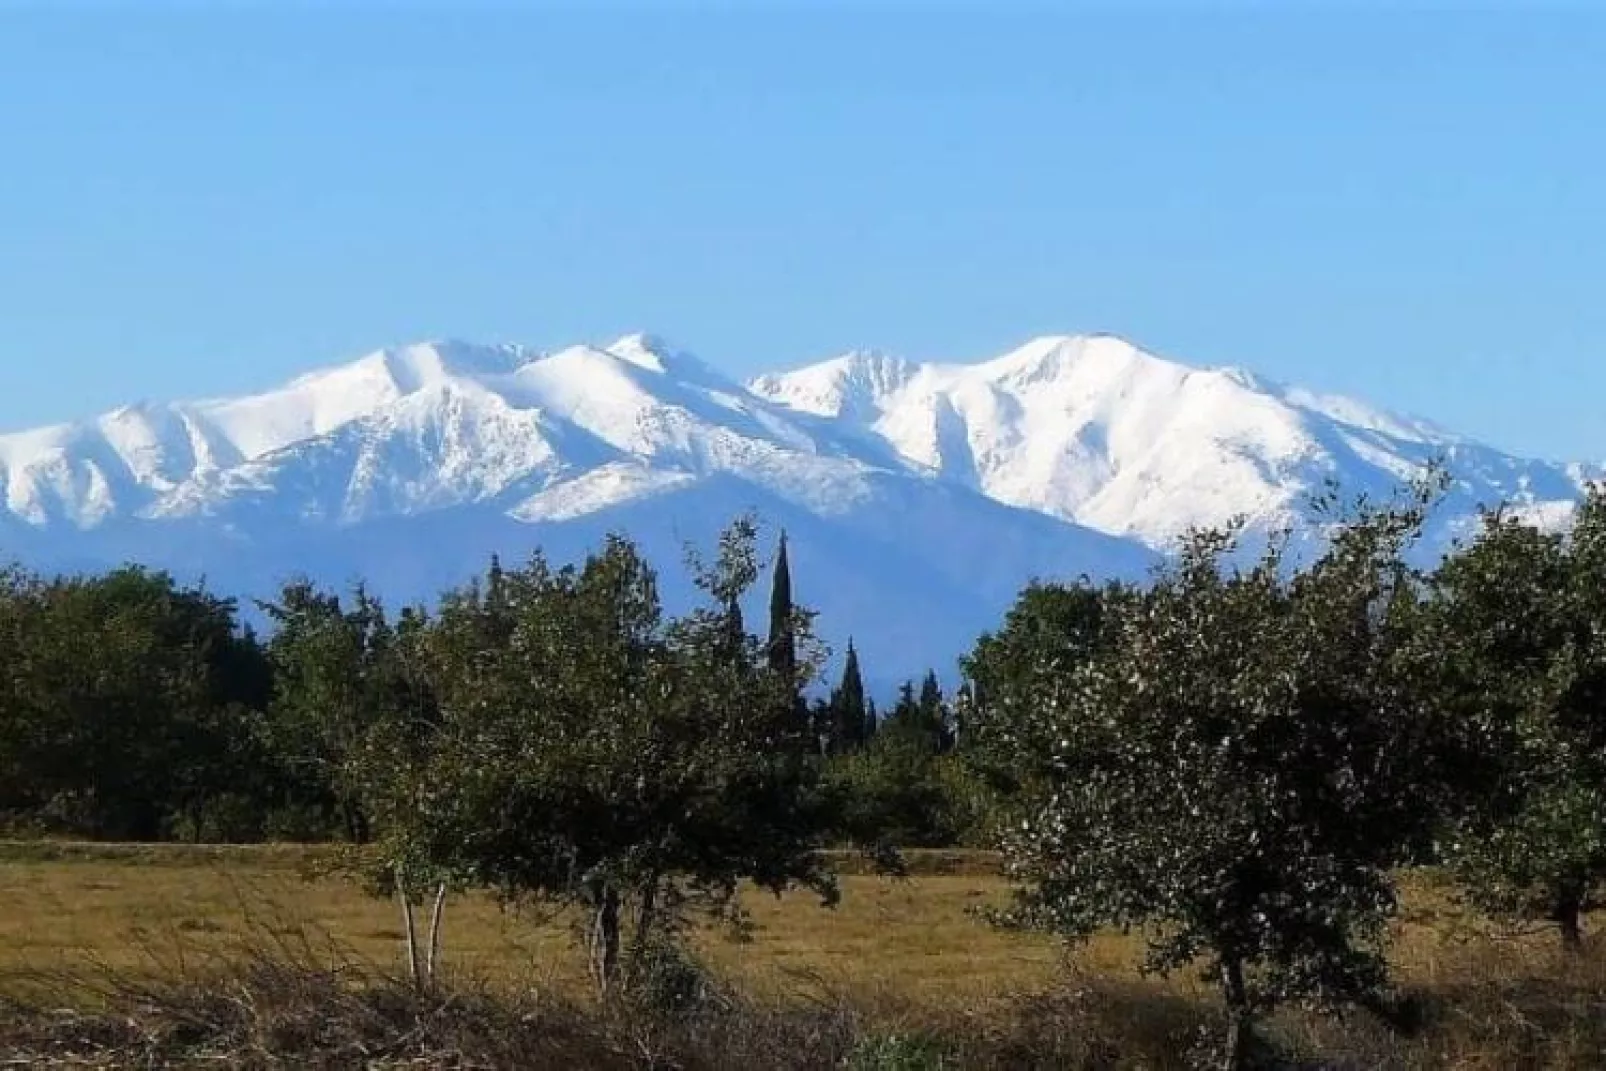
xmin=827 ymin=639 xmax=868 ymax=754
xmin=767 ymin=533 xmax=797 ymax=681
xmin=765 ymin=532 xmax=809 ymax=742
xmin=917 ymin=670 xmax=953 ymax=753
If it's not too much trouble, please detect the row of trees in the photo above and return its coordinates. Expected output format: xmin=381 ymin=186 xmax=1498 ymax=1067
xmin=0 ymin=521 xmax=981 ymax=993
xmin=6 ymin=484 xmax=1606 ymax=1065
xmin=0 ymin=530 xmax=963 ymax=849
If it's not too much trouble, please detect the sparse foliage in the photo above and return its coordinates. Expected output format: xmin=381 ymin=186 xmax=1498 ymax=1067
xmin=992 ymin=491 xmax=1444 ymax=1066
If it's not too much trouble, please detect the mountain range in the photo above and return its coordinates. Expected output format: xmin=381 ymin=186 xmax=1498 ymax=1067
xmin=0 ymin=332 xmax=1594 ymax=686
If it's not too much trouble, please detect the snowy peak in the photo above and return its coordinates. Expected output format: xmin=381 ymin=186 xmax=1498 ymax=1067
xmin=603 ymin=332 xmax=679 ymax=373
xmin=0 ymin=328 xmax=1595 ymax=554
xmin=0 ymin=327 xmax=1597 ymax=684
xmin=977 ymin=333 xmax=1146 ymax=384
xmin=748 ymin=349 xmax=920 ymax=421
xmin=748 ymin=332 xmax=1593 ymax=549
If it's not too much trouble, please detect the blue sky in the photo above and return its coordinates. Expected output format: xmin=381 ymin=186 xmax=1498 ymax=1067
xmin=0 ymin=5 xmax=1602 ymax=459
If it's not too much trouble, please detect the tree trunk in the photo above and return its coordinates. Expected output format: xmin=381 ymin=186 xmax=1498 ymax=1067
xmin=1555 ymin=897 xmax=1585 ymax=952
xmin=1219 ymin=955 xmax=1254 ymax=1071
xmin=395 ymin=866 xmax=421 ymax=990
xmin=589 ymin=885 xmax=621 ymax=996
xmin=342 ymin=800 xmax=361 ymax=844
xmin=628 ymin=875 xmax=660 ymax=982
xmin=425 ymin=883 xmax=448 ymax=987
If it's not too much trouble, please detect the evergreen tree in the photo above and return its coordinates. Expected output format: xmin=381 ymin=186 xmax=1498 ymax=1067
xmin=882 ymin=675 xmax=947 ymax=755
xmin=917 ymin=670 xmax=954 ymax=754
xmin=486 ymin=552 xmax=505 ymax=603
xmin=767 ymin=532 xmax=796 ymax=681
xmin=767 ymin=532 xmax=811 ymax=735
xmin=826 ymin=639 xmax=869 ymax=754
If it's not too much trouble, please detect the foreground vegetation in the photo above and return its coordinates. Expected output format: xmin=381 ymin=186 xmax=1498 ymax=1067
xmin=0 ymin=846 xmax=1604 ymax=1068
xmin=9 ymin=478 xmax=1606 ymax=1065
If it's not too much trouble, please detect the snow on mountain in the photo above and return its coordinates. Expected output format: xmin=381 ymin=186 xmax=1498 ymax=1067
xmin=750 ymin=333 xmax=1597 ymax=555
xmin=0 ymin=330 xmax=1595 ymax=683
xmin=0 ymin=333 xmax=1153 ymax=685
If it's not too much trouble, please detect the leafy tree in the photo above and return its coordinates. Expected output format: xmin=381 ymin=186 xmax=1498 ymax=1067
xmin=1428 ymin=488 xmax=1606 ymax=949
xmin=379 ymin=524 xmax=839 ymax=995
xmin=994 ymin=494 xmax=1442 ymax=1067
xmin=0 ymin=567 xmax=269 ymax=840
xmin=881 ymin=681 xmax=920 ymax=739
xmin=260 ymin=581 xmax=408 ymax=843
xmin=826 ymin=725 xmax=958 ymax=850
xmin=0 ymin=566 xmax=47 ymax=820
xmin=824 ymin=671 xmax=973 ymax=848
xmin=959 ymin=579 xmax=1120 ymax=795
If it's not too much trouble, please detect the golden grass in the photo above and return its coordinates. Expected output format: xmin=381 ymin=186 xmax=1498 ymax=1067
xmin=1 ymin=845 xmax=1605 ymax=1066
xmin=0 ymin=843 xmax=1595 ymax=1027
xmin=0 ymin=844 xmax=1056 ymax=1009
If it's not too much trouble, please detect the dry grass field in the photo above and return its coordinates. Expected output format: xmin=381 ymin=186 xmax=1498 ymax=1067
xmin=0 ymin=843 xmax=1603 ymax=1067
xmin=0 ymin=844 xmax=1060 ymax=1005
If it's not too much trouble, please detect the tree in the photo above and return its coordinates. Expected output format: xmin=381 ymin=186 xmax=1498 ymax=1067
xmin=879 ymin=674 xmax=949 ymax=756
xmin=994 ymin=494 xmax=1442 ymax=1068
xmin=1428 ymin=488 xmax=1606 ymax=950
xmin=881 ymin=680 xmax=919 ymax=739
xmin=260 ymin=581 xmax=408 ymax=843
xmin=823 ymin=639 xmax=870 ymax=755
xmin=917 ymin=670 xmax=954 ymax=754
xmin=0 ymin=566 xmax=49 ymax=821
xmin=824 ymin=670 xmax=974 ymax=849
xmin=766 ymin=532 xmax=812 ymax=739
xmin=0 ymin=567 xmax=270 ymax=840
xmin=767 ymin=532 xmax=796 ymax=681
xmin=382 ymin=524 xmax=839 ymax=996
xmin=959 ymin=579 xmax=1119 ymax=796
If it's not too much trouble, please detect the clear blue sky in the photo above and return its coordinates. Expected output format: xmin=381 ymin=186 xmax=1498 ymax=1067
xmin=1 ymin=5 xmax=1602 ymax=459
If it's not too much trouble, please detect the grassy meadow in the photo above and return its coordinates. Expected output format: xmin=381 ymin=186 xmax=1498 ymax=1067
xmin=0 ymin=843 xmax=1604 ymax=1067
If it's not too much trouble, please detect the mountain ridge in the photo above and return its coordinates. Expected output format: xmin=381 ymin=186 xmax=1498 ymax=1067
xmin=0 ymin=331 xmax=1594 ymax=683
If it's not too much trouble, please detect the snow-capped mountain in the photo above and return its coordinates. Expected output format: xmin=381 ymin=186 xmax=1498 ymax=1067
xmin=749 ymin=334 xmax=1597 ymax=555
xmin=0 ymin=331 xmax=1594 ymax=684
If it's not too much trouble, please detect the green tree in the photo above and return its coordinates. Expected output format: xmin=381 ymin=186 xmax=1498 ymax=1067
xmin=380 ymin=524 xmax=839 ymax=995
xmin=879 ymin=675 xmax=948 ymax=756
xmin=260 ymin=581 xmax=408 ymax=843
xmin=0 ymin=566 xmax=48 ymax=821
xmin=994 ymin=494 xmax=1442 ymax=1068
xmin=917 ymin=670 xmax=953 ymax=754
xmin=959 ymin=579 xmax=1119 ymax=795
xmin=767 ymin=532 xmax=796 ymax=681
xmin=826 ymin=723 xmax=959 ymax=850
xmin=823 ymin=639 xmax=870 ymax=754
xmin=0 ymin=567 xmax=269 ymax=840
xmin=766 ymin=532 xmax=813 ymax=739
xmin=1428 ymin=489 xmax=1606 ymax=950
xmin=826 ymin=671 xmax=973 ymax=848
